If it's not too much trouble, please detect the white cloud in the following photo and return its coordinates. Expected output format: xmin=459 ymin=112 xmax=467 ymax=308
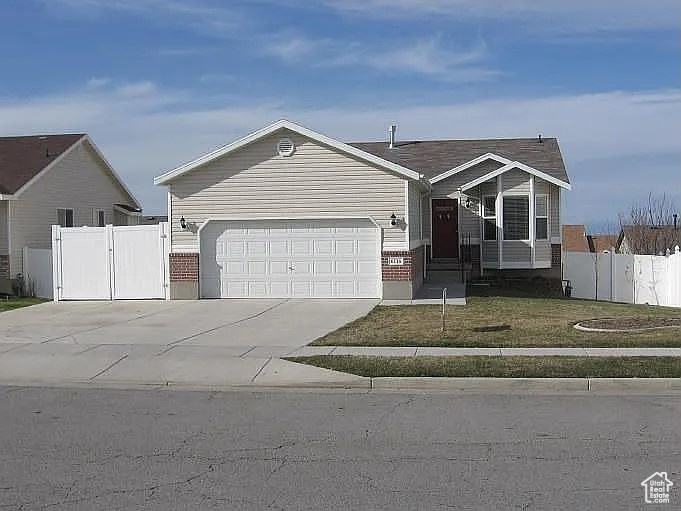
xmin=0 ymin=85 xmax=678 ymax=222
xmin=115 ymin=81 xmax=157 ymax=97
xmin=85 ymin=77 xmax=111 ymax=89
xmin=326 ymin=0 xmax=681 ymax=32
xmin=264 ymin=35 xmax=497 ymax=81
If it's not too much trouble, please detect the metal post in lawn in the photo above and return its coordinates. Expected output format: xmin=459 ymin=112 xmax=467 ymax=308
xmin=441 ymin=287 xmax=447 ymax=333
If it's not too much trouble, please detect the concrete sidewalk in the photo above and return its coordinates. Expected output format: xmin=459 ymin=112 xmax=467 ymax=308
xmin=292 ymin=346 xmax=681 ymax=357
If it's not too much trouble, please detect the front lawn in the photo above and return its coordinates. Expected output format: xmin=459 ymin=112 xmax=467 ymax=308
xmin=0 ymin=297 xmax=45 ymax=312
xmin=287 ymin=355 xmax=681 ymax=378
xmin=312 ymin=296 xmax=681 ymax=347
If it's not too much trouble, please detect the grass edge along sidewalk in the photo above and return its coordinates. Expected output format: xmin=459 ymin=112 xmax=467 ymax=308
xmin=286 ymin=355 xmax=681 ymax=378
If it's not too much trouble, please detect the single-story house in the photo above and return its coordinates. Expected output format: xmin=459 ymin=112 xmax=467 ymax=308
xmin=0 ymin=134 xmax=141 ymax=280
xmin=617 ymin=225 xmax=681 ymax=255
xmin=154 ymin=120 xmax=571 ymax=299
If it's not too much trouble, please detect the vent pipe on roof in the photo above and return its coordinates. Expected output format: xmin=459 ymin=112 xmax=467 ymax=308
xmin=674 ymin=213 xmax=678 ymax=230
xmin=538 ymin=134 xmax=543 ymax=143
xmin=388 ymin=124 xmax=397 ymax=149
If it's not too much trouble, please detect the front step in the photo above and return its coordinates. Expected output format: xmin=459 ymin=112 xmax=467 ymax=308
xmin=427 ymin=258 xmax=461 ymax=271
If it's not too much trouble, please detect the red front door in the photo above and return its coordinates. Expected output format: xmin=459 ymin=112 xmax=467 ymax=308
xmin=432 ymin=199 xmax=459 ymax=258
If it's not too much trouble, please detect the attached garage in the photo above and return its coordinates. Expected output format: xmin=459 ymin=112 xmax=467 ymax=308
xmin=199 ymin=218 xmax=381 ymax=298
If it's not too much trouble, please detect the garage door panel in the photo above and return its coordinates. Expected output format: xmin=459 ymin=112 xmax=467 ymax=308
xmin=200 ymin=219 xmax=380 ymax=298
xmin=335 ymin=240 xmax=355 ymax=256
xmin=270 ymin=260 xmax=290 ymax=276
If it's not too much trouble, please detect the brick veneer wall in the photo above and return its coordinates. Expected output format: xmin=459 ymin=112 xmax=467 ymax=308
xmin=551 ymin=244 xmax=561 ymax=267
xmin=169 ymin=253 xmax=199 ymax=282
xmin=382 ymin=247 xmax=424 ymax=282
xmin=0 ymin=255 xmax=9 ymax=279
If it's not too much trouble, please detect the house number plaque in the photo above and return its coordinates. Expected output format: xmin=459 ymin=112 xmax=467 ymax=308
xmin=387 ymin=257 xmax=404 ymax=266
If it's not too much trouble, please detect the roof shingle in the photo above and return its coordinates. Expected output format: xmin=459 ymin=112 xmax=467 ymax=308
xmin=349 ymin=137 xmax=569 ymax=183
xmin=0 ymin=134 xmax=84 ymax=194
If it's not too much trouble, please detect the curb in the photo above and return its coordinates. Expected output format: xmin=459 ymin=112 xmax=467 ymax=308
xmin=1 ymin=377 xmax=680 ymax=394
xmin=369 ymin=377 xmax=681 ymax=393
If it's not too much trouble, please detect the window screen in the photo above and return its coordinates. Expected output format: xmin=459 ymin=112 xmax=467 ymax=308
xmin=503 ymin=196 xmax=529 ymax=240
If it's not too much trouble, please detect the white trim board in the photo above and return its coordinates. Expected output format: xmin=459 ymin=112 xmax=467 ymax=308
xmin=154 ymin=119 xmax=427 ymax=186
xmin=460 ymin=161 xmax=571 ymax=192
xmin=430 ymin=151 xmax=571 ymax=191
xmin=430 ymin=153 xmax=512 ymax=184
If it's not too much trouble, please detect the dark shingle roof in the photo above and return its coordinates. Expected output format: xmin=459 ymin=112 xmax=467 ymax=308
xmin=0 ymin=134 xmax=84 ymax=194
xmin=349 ymin=137 xmax=569 ymax=183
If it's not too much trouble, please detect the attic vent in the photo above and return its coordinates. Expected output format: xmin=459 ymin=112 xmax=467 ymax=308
xmin=277 ymin=138 xmax=295 ymax=157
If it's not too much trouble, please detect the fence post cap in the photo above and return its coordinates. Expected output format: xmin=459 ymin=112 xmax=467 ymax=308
xmin=675 ymin=245 xmax=680 ymax=254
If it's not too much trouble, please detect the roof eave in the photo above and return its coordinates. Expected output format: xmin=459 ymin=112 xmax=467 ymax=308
xmin=153 ymin=119 xmax=423 ymax=186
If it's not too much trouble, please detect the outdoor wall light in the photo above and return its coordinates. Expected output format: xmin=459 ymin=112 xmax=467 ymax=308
xmin=465 ymin=197 xmax=471 ymax=209
xmin=180 ymin=216 xmax=187 ymax=230
xmin=390 ymin=213 xmax=397 ymax=226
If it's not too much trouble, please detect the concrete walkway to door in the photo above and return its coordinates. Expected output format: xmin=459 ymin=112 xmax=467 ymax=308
xmin=382 ymin=271 xmax=467 ymax=306
xmin=0 ymin=299 xmax=376 ymax=389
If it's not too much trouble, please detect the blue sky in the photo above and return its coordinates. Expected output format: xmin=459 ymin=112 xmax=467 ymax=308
xmin=1 ymin=0 xmax=679 ymax=231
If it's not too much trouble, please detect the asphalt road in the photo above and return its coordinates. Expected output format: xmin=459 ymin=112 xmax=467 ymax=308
xmin=0 ymin=387 xmax=679 ymax=510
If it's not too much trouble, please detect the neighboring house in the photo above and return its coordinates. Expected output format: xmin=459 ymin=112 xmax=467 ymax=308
xmin=617 ymin=225 xmax=681 ymax=255
xmin=0 ymin=134 xmax=141 ymax=279
xmin=154 ymin=120 xmax=571 ymax=299
xmin=588 ymin=234 xmax=618 ymax=253
xmin=562 ymin=225 xmax=590 ymax=252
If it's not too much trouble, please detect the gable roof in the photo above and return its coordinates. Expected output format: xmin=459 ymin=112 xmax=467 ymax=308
xmin=350 ymin=137 xmax=570 ymax=185
xmin=154 ymin=119 xmax=425 ymax=186
xmin=0 ymin=133 xmax=141 ymax=209
xmin=0 ymin=134 xmax=84 ymax=195
xmin=562 ymin=225 xmax=590 ymax=252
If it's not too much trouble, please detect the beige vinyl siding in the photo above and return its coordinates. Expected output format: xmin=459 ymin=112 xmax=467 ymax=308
xmin=431 ymin=160 xmax=503 ymax=197
xmin=482 ymin=241 xmax=498 ymax=262
xmin=459 ymin=185 xmax=480 ymax=240
xmin=502 ymin=169 xmax=530 ymax=194
xmin=536 ymin=241 xmax=551 ymax=262
xmin=9 ymin=141 xmax=136 ymax=276
xmin=535 ymin=178 xmax=560 ymax=241
xmin=503 ymin=241 xmax=531 ymax=263
xmin=550 ymin=186 xmax=560 ymax=239
xmin=408 ymin=181 xmax=422 ymax=243
xmin=0 ymin=201 xmax=8 ymax=254
xmin=422 ymin=192 xmax=431 ymax=240
xmin=169 ymin=130 xmax=408 ymax=251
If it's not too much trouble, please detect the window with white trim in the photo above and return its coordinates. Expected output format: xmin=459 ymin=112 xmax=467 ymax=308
xmin=57 ymin=208 xmax=74 ymax=228
xmin=535 ymin=194 xmax=549 ymax=240
xmin=482 ymin=195 xmax=496 ymax=241
xmin=503 ymin=196 xmax=529 ymax=241
xmin=94 ymin=209 xmax=106 ymax=227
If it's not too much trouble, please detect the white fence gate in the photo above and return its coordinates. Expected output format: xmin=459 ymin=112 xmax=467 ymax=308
xmin=52 ymin=223 xmax=169 ymax=301
xmin=563 ymin=247 xmax=681 ymax=307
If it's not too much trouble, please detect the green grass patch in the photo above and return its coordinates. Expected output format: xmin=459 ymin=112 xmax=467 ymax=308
xmin=0 ymin=297 xmax=45 ymax=312
xmin=312 ymin=296 xmax=681 ymax=348
xmin=287 ymin=355 xmax=681 ymax=378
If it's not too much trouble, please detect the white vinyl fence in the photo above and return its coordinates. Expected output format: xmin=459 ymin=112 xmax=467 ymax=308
xmin=23 ymin=247 xmax=54 ymax=299
xmin=563 ymin=246 xmax=681 ymax=307
xmin=52 ymin=223 xmax=169 ymax=301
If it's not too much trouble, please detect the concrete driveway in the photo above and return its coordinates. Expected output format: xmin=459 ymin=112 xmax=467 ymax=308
xmin=0 ymin=299 xmax=376 ymax=388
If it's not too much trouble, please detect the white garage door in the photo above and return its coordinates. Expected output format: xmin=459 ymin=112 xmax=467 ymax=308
xmin=200 ymin=219 xmax=380 ymax=298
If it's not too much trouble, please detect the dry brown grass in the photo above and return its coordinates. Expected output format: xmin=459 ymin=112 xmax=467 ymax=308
xmin=312 ymin=296 xmax=681 ymax=347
